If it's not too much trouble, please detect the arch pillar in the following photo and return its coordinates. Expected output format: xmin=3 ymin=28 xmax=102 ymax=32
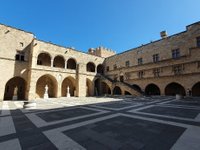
xmin=28 ymin=79 xmax=36 ymax=100
xmin=77 ymin=63 xmax=87 ymax=96
xmin=57 ymin=81 xmax=62 ymax=98
xmin=160 ymin=86 xmax=165 ymax=96
xmin=51 ymin=58 xmax=54 ymax=67
xmin=121 ymin=90 xmax=125 ymax=96
xmin=65 ymin=60 xmax=67 ymax=69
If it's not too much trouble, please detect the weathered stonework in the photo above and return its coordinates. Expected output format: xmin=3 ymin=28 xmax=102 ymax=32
xmin=0 ymin=21 xmax=200 ymax=101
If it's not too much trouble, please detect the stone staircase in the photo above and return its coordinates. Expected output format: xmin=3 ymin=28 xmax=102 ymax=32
xmin=100 ymin=75 xmax=144 ymax=96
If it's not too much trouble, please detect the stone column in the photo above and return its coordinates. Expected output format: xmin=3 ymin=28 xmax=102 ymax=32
xmin=76 ymin=63 xmax=87 ymax=97
xmin=65 ymin=60 xmax=67 ymax=69
xmin=27 ymin=78 xmax=37 ymax=100
xmin=51 ymin=59 xmax=54 ymax=67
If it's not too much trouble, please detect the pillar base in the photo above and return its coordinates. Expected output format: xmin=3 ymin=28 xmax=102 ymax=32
xmin=12 ymin=95 xmax=18 ymax=100
xmin=44 ymin=94 xmax=49 ymax=99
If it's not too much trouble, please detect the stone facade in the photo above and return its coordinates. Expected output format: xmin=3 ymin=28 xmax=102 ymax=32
xmin=0 ymin=21 xmax=200 ymax=101
xmin=104 ymin=22 xmax=200 ymax=96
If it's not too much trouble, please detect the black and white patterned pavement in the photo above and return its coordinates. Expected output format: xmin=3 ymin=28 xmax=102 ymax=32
xmin=0 ymin=96 xmax=200 ymax=150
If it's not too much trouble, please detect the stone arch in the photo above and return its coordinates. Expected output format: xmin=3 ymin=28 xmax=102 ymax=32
xmin=86 ymin=78 xmax=93 ymax=96
xmin=62 ymin=76 xmax=76 ymax=96
xmin=132 ymin=84 xmax=142 ymax=92
xmin=113 ymin=86 xmax=122 ymax=95
xmin=67 ymin=58 xmax=77 ymax=69
xmin=101 ymin=82 xmax=111 ymax=95
xmin=165 ymin=82 xmax=186 ymax=96
xmin=53 ymin=55 xmax=65 ymax=68
xmin=87 ymin=62 xmax=96 ymax=72
xmin=97 ymin=64 xmax=104 ymax=74
xmin=36 ymin=74 xmax=58 ymax=98
xmin=37 ymin=52 xmax=51 ymax=66
xmin=192 ymin=82 xmax=200 ymax=96
xmin=145 ymin=83 xmax=161 ymax=95
xmin=4 ymin=77 xmax=26 ymax=100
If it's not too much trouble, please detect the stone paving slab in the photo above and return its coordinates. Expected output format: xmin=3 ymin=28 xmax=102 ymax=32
xmin=139 ymin=105 xmax=200 ymax=119
xmin=0 ymin=96 xmax=200 ymax=150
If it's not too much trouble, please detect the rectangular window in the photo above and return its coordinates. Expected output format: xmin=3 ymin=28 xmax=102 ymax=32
xmin=15 ymin=54 xmax=20 ymax=60
xmin=153 ymin=54 xmax=159 ymax=63
xmin=173 ymin=65 xmax=182 ymax=75
xmin=113 ymin=64 xmax=117 ymax=70
xmin=153 ymin=68 xmax=160 ymax=77
xmin=138 ymin=58 xmax=143 ymax=65
xmin=15 ymin=52 xmax=25 ymax=61
xmin=172 ymin=49 xmax=180 ymax=59
xmin=106 ymin=66 xmax=109 ymax=71
xmin=138 ymin=71 xmax=144 ymax=78
xmin=125 ymin=61 xmax=130 ymax=67
xmin=196 ymin=36 xmax=200 ymax=47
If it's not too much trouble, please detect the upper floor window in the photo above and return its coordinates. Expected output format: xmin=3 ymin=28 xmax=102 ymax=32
xmin=153 ymin=54 xmax=159 ymax=63
xmin=106 ymin=66 xmax=110 ymax=71
xmin=125 ymin=61 xmax=130 ymax=67
xmin=138 ymin=58 xmax=143 ymax=65
xmin=113 ymin=64 xmax=117 ymax=70
xmin=138 ymin=71 xmax=144 ymax=78
xmin=15 ymin=51 xmax=25 ymax=61
xmin=173 ymin=65 xmax=182 ymax=75
xmin=172 ymin=49 xmax=180 ymax=59
xmin=153 ymin=68 xmax=160 ymax=77
xmin=196 ymin=36 xmax=200 ymax=47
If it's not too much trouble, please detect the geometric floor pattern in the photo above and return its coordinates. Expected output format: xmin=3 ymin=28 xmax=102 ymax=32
xmin=0 ymin=96 xmax=200 ymax=150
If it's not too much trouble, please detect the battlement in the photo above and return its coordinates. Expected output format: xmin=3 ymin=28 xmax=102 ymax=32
xmin=88 ymin=46 xmax=116 ymax=58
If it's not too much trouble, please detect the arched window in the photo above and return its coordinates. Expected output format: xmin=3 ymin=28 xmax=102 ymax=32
xmin=53 ymin=56 xmax=65 ymax=68
xmin=87 ymin=62 xmax=95 ymax=72
xmin=67 ymin=58 xmax=77 ymax=69
xmin=97 ymin=64 xmax=104 ymax=74
xmin=37 ymin=53 xmax=51 ymax=66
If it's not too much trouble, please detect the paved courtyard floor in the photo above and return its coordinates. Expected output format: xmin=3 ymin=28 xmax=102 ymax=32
xmin=0 ymin=96 xmax=200 ymax=150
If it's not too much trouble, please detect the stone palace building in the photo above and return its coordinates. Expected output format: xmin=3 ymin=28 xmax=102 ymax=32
xmin=0 ymin=21 xmax=200 ymax=101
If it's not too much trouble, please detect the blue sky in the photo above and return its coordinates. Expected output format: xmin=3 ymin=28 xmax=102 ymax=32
xmin=0 ymin=0 xmax=200 ymax=53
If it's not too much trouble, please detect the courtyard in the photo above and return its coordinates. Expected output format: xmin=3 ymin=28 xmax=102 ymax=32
xmin=0 ymin=96 xmax=200 ymax=150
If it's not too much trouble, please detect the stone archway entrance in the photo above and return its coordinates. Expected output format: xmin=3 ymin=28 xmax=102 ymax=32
xmin=62 ymin=77 xmax=76 ymax=97
xmin=113 ymin=86 xmax=122 ymax=95
xmin=165 ymin=82 xmax=186 ymax=96
xmin=145 ymin=84 xmax=160 ymax=95
xmin=192 ymin=82 xmax=200 ymax=96
xmin=101 ymin=82 xmax=111 ymax=95
xmin=4 ymin=77 xmax=26 ymax=100
xmin=36 ymin=74 xmax=57 ymax=98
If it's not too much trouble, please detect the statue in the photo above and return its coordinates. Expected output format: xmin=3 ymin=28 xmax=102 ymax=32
xmin=14 ymin=86 xmax=18 ymax=95
xmin=12 ymin=86 xmax=18 ymax=100
xmin=44 ymin=85 xmax=49 ymax=99
xmin=66 ymin=86 xmax=70 ymax=97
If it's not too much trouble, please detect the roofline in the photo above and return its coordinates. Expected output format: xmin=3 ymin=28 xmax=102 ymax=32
xmin=0 ymin=23 xmax=33 ymax=35
xmin=106 ymin=21 xmax=200 ymax=60
xmin=35 ymin=39 xmax=105 ymax=59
